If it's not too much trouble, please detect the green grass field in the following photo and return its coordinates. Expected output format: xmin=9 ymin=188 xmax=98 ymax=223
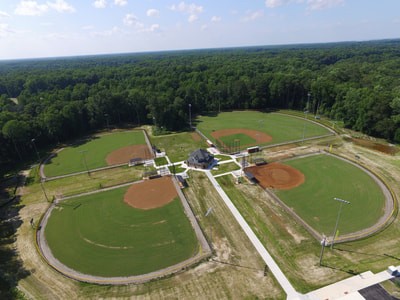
xmin=45 ymin=186 xmax=198 ymax=277
xmin=44 ymin=130 xmax=146 ymax=177
xmin=196 ymin=111 xmax=331 ymax=149
xmin=276 ymin=155 xmax=386 ymax=235
xmin=152 ymin=132 xmax=207 ymax=163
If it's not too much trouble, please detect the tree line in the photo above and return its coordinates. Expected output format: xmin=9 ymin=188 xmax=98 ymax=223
xmin=1 ymin=39 xmax=400 ymax=171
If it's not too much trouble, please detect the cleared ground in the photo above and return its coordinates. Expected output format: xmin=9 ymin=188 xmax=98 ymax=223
xmin=196 ymin=111 xmax=331 ymax=150
xmin=151 ymin=131 xmax=207 ymax=163
xmin=44 ymin=130 xmax=149 ymax=177
xmin=44 ymin=184 xmax=198 ymax=277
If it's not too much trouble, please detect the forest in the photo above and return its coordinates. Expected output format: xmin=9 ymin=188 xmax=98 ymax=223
xmin=0 ymin=39 xmax=400 ymax=173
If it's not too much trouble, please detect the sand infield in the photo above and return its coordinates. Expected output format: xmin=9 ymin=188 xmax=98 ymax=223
xmin=245 ymin=162 xmax=305 ymax=190
xmin=124 ymin=176 xmax=178 ymax=210
xmin=211 ymin=128 xmax=272 ymax=148
xmin=106 ymin=145 xmax=153 ymax=165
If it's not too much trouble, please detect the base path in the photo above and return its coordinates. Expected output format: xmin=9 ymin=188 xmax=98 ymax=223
xmin=205 ymin=171 xmax=303 ymax=300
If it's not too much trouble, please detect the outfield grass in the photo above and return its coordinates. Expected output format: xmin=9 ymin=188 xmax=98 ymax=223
xmin=45 ymin=186 xmax=198 ymax=277
xmin=152 ymin=132 xmax=207 ymax=163
xmin=276 ymin=155 xmax=386 ymax=235
xmin=44 ymin=131 xmax=146 ymax=177
xmin=196 ymin=111 xmax=331 ymax=148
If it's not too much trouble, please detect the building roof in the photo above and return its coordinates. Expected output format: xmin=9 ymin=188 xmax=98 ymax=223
xmin=187 ymin=149 xmax=214 ymax=165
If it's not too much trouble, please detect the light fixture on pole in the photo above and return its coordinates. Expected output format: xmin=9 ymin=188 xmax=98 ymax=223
xmin=79 ymin=150 xmax=90 ymax=177
xmin=319 ymin=235 xmax=327 ymax=266
xmin=331 ymin=197 xmax=350 ymax=249
xmin=188 ymin=103 xmax=192 ymax=129
xmin=31 ymin=138 xmax=41 ymax=163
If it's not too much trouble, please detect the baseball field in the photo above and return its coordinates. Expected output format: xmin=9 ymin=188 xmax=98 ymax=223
xmin=196 ymin=111 xmax=332 ymax=151
xmin=44 ymin=130 xmax=152 ymax=177
xmin=44 ymin=177 xmax=199 ymax=277
xmin=274 ymin=154 xmax=387 ymax=235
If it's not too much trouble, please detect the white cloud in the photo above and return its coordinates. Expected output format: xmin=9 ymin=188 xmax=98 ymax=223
xmin=82 ymin=25 xmax=95 ymax=30
xmin=47 ymin=0 xmax=75 ymax=13
xmin=147 ymin=24 xmax=160 ymax=32
xmin=147 ymin=9 xmax=159 ymax=17
xmin=0 ymin=11 xmax=11 ymax=18
xmin=114 ymin=0 xmax=127 ymax=7
xmin=242 ymin=10 xmax=264 ymax=22
xmin=307 ymin=0 xmax=344 ymax=10
xmin=265 ymin=0 xmax=292 ymax=8
xmin=93 ymin=0 xmax=107 ymax=9
xmin=0 ymin=23 xmax=14 ymax=37
xmin=170 ymin=2 xmax=203 ymax=22
xmin=211 ymin=16 xmax=221 ymax=23
xmin=123 ymin=13 xmax=144 ymax=29
xmin=188 ymin=14 xmax=198 ymax=23
xmin=93 ymin=26 xmax=121 ymax=37
xmin=265 ymin=0 xmax=344 ymax=10
xmin=15 ymin=1 xmax=49 ymax=16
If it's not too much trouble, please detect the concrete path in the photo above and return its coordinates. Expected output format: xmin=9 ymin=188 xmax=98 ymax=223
xmin=205 ymin=171 xmax=303 ymax=300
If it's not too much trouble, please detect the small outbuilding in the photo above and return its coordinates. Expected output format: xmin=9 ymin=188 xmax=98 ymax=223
xmin=186 ymin=149 xmax=214 ymax=169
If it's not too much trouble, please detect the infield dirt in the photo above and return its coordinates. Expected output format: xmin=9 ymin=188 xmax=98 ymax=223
xmin=245 ymin=162 xmax=305 ymax=190
xmin=124 ymin=176 xmax=178 ymax=209
xmin=106 ymin=145 xmax=153 ymax=165
xmin=211 ymin=128 xmax=272 ymax=147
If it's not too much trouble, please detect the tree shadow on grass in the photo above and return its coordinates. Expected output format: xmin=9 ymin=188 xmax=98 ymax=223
xmin=0 ymin=195 xmax=31 ymax=299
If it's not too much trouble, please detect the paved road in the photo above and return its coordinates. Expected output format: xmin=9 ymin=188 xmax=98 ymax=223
xmin=205 ymin=171 xmax=303 ymax=300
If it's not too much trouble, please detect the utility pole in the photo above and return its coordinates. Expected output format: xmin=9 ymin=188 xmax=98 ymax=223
xmin=188 ymin=103 xmax=192 ymax=130
xmin=79 ymin=150 xmax=90 ymax=177
xmin=331 ymin=197 xmax=350 ymax=249
xmin=319 ymin=235 xmax=327 ymax=266
xmin=31 ymin=138 xmax=41 ymax=163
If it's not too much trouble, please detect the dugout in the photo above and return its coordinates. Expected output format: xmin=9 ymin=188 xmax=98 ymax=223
xmin=253 ymin=158 xmax=267 ymax=166
xmin=244 ymin=170 xmax=258 ymax=184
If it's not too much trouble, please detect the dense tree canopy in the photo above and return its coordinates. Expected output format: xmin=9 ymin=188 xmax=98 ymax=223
xmin=0 ymin=39 xmax=399 ymax=169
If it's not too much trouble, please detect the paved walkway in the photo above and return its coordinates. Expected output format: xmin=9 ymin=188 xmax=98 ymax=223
xmin=205 ymin=171 xmax=303 ymax=300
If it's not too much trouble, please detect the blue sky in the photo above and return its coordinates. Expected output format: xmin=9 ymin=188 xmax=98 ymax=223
xmin=0 ymin=0 xmax=399 ymax=59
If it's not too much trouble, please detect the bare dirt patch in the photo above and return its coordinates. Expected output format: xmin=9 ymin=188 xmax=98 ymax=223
xmin=191 ymin=132 xmax=202 ymax=142
xmin=352 ymin=138 xmax=398 ymax=155
xmin=106 ymin=144 xmax=153 ymax=165
xmin=245 ymin=162 xmax=305 ymax=190
xmin=124 ymin=176 xmax=178 ymax=210
xmin=211 ymin=128 xmax=272 ymax=147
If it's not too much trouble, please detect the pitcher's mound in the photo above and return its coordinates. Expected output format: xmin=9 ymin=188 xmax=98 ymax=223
xmin=124 ymin=177 xmax=178 ymax=210
xmin=245 ymin=163 xmax=305 ymax=190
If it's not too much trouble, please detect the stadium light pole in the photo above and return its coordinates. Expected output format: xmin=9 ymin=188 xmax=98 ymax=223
xmin=79 ymin=150 xmax=90 ymax=177
xmin=307 ymin=92 xmax=311 ymax=116
xmin=104 ymin=113 xmax=109 ymax=131
xmin=330 ymin=197 xmax=350 ymax=249
xmin=31 ymin=138 xmax=41 ymax=163
xmin=319 ymin=235 xmax=327 ymax=266
xmin=189 ymin=103 xmax=192 ymax=130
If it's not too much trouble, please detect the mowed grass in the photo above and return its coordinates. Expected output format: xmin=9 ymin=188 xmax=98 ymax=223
xmin=45 ymin=186 xmax=198 ymax=277
xmin=152 ymin=132 xmax=207 ymax=163
xmin=276 ymin=155 xmax=386 ymax=235
xmin=196 ymin=111 xmax=331 ymax=148
xmin=45 ymin=130 xmax=146 ymax=177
